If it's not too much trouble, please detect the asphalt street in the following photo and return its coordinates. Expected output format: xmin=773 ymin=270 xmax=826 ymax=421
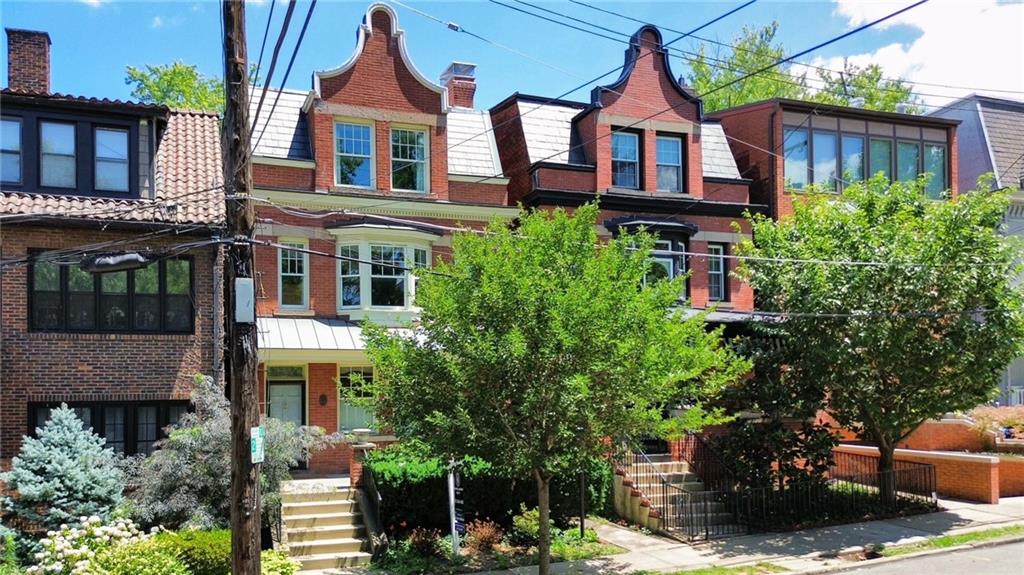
xmin=840 ymin=541 xmax=1024 ymax=574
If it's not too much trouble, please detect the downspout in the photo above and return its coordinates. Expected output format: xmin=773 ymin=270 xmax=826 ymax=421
xmin=211 ymin=237 xmax=223 ymax=384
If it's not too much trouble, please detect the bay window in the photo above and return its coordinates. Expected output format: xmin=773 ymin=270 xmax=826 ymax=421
xmin=656 ymin=136 xmax=683 ymax=192
xmin=391 ymin=127 xmax=427 ymax=192
xmin=30 ymin=257 xmax=194 ymax=333
xmin=335 ymin=239 xmax=432 ymax=314
xmin=611 ymin=132 xmax=639 ymax=188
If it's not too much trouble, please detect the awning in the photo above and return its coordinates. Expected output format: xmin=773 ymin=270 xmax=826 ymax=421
xmin=256 ymin=317 xmax=414 ymax=362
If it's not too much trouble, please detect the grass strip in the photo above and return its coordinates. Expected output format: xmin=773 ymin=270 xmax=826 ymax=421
xmin=879 ymin=524 xmax=1024 ymax=557
xmin=634 ymin=562 xmax=788 ymax=575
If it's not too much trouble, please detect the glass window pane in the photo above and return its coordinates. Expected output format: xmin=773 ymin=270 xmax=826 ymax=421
xmin=1 ymin=118 xmax=20 ymax=152
xmin=391 ymin=129 xmax=426 ymax=191
xmin=96 ymin=160 xmax=129 ymax=192
xmin=841 ymin=135 xmax=865 ymax=184
xmin=68 ymin=267 xmax=95 ymax=329
xmin=32 ymin=261 xmax=63 ymax=330
xmin=335 ymin=123 xmax=372 ymax=187
xmin=339 ymin=368 xmax=375 ymax=432
xmin=95 ymin=129 xmax=127 ymax=160
xmin=1 ymin=152 xmax=20 ymax=183
xmin=165 ymin=259 xmax=190 ymax=295
xmin=165 ymin=296 xmax=191 ymax=332
xmin=166 ymin=404 xmax=188 ymax=428
xmin=267 ymin=366 xmax=305 ymax=380
xmin=869 ymin=139 xmax=892 ymax=181
xmin=924 ymin=144 xmax=947 ymax=199
xmin=73 ymin=407 xmax=92 ymax=430
xmin=783 ymin=128 xmax=809 ymax=190
xmin=134 ymin=265 xmax=159 ymax=330
xmin=612 ymin=133 xmax=639 ymax=189
xmin=656 ymin=136 xmax=682 ymax=192
xmin=657 ymin=166 xmax=681 ymax=193
xmin=612 ymin=133 xmax=638 ymax=161
xmin=897 ymin=141 xmax=920 ymax=183
xmin=371 ymin=245 xmax=405 ymax=306
xmin=2 ymin=118 xmax=21 ymax=183
xmin=41 ymin=122 xmax=76 ymax=188
xmin=656 ymin=137 xmax=681 ymax=165
xmin=708 ymin=245 xmax=726 ymax=302
xmin=100 ymin=272 xmax=129 ymax=330
xmin=136 ymin=406 xmax=157 ymax=455
xmin=338 ymin=245 xmax=361 ymax=308
xmin=812 ymin=131 xmax=837 ymax=192
xmin=103 ymin=407 xmax=125 ymax=454
xmin=33 ymin=261 xmax=60 ymax=291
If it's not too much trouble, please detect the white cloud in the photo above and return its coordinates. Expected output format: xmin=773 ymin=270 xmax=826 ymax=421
xmin=820 ymin=0 xmax=1024 ymax=108
xmin=79 ymin=0 xmax=107 ymax=7
xmin=151 ymin=16 xmax=164 ymax=29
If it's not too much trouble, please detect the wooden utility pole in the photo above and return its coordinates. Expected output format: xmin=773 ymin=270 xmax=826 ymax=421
xmin=222 ymin=1 xmax=260 ymax=573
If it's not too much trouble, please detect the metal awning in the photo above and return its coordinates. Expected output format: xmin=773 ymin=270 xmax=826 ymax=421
xmin=258 ymin=317 xmax=365 ymax=351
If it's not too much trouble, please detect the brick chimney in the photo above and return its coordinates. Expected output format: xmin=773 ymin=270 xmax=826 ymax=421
xmin=6 ymin=28 xmax=51 ymax=94
xmin=441 ymin=62 xmax=476 ymax=109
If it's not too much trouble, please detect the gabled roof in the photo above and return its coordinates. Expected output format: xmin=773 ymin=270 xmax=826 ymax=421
xmin=503 ymin=95 xmax=743 ymax=179
xmin=1 ymin=110 xmax=224 ymax=226
xmin=0 ymin=88 xmax=171 ymax=116
xmin=447 ymin=108 xmax=504 ymax=177
xmin=250 ymin=86 xmax=314 ymax=161
xmin=976 ymin=97 xmax=1024 ymax=188
xmin=312 ymin=2 xmax=446 ymax=111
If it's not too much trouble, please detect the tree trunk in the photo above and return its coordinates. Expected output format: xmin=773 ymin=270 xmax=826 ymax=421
xmin=534 ymin=469 xmax=552 ymax=575
xmin=876 ymin=441 xmax=897 ymax=510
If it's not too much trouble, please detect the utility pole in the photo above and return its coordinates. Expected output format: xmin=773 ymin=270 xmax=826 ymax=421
xmin=223 ymin=1 xmax=260 ymax=573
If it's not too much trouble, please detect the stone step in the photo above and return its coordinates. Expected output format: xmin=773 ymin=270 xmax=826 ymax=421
xmin=283 ymin=499 xmax=359 ymax=517
xmin=285 ymin=511 xmax=362 ymax=529
xmin=288 ymin=537 xmax=367 ymax=556
xmin=634 ymin=480 xmax=707 ymax=493
xmin=286 ymin=524 xmax=366 ymax=543
xmin=281 ymin=489 xmax=357 ymax=504
xmin=631 ymin=471 xmax=701 ymax=484
xmin=643 ymin=453 xmax=674 ymax=463
xmin=292 ymin=551 xmax=372 ymax=571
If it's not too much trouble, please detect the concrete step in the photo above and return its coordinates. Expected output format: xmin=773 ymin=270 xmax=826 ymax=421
xmin=631 ymin=471 xmax=700 ymax=484
xmin=283 ymin=499 xmax=358 ymax=517
xmin=286 ymin=524 xmax=366 ymax=543
xmin=292 ymin=551 xmax=372 ymax=571
xmin=281 ymin=489 xmax=357 ymax=504
xmin=634 ymin=480 xmax=706 ymax=493
xmin=643 ymin=453 xmax=674 ymax=463
xmin=285 ymin=511 xmax=362 ymax=529
xmin=288 ymin=537 xmax=367 ymax=556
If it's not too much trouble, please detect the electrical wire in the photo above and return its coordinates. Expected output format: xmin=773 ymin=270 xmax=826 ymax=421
xmin=252 ymin=0 xmax=277 ymax=88
xmin=249 ymin=0 xmax=297 ymax=137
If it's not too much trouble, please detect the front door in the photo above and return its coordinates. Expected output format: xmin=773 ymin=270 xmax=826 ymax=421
xmin=268 ymin=383 xmax=304 ymax=427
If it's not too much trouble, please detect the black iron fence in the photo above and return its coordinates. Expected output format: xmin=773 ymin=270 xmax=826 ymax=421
xmin=622 ymin=436 xmax=938 ymax=541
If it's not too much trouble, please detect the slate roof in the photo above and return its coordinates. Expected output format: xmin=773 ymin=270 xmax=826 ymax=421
xmin=513 ymin=97 xmax=743 ymax=179
xmin=249 ymin=86 xmax=313 ymax=161
xmin=977 ymin=96 xmax=1024 ymax=188
xmin=0 ymin=110 xmax=224 ymax=225
xmin=447 ymin=108 xmax=503 ymax=177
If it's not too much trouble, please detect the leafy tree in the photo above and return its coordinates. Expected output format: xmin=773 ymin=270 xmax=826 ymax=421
xmin=688 ymin=22 xmax=810 ymax=113
xmin=128 ymin=375 xmax=339 ymax=529
xmin=0 ymin=405 xmax=123 ymax=535
xmin=125 ymin=61 xmax=224 ymax=111
xmin=358 ymin=203 xmax=750 ymax=574
xmin=811 ymin=60 xmax=921 ymax=113
xmin=736 ymin=176 xmax=1024 ymax=499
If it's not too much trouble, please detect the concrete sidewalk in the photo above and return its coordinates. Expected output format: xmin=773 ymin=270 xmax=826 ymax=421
xmin=483 ymin=496 xmax=1024 ymax=574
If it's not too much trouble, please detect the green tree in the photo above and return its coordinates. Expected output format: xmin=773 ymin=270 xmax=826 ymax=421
xmin=736 ymin=176 xmax=1024 ymax=499
xmin=688 ymin=22 xmax=810 ymax=113
xmin=811 ymin=60 xmax=921 ymax=113
xmin=125 ymin=61 xmax=224 ymax=111
xmin=0 ymin=405 xmax=123 ymax=533
xmin=358 ymin=203 xmax=749 ymax=574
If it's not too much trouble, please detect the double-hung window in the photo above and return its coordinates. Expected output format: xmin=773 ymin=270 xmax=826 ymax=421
xmin=370 ymin=245 xmax=406 ymax=307
xmin=338 ymin=367 xmax=376 ymax=433
xmin=335 ymin=122 xmax=372 ymax=187
xmin=30 ymin=257 xmax=193 ymax=333
xmin=707 ymin=244 xmax=727 ymax=302
xmin=656 ymin=136 xmax=683 ymax=192
xmin=391 ymin=128 xmax=427 ymax=192
xmin=95 ymin=128 xmax=129 ymax=192
xmin=1 ymin=117 xmax=21 ymax=184
xmin=278 ymin=242 xmax=308 ymax=309
xmin=783 ymin=128 xmax=809 ymax=190
xmin=338 ymin=244 xmax=361 ymax=308
xmin=611 ymin=132 xmax=639 ymax=188
xmin=40 ymin=121 xmax=76 ymax=188
xmin=30 ymin=402 xmax=188 ymax=456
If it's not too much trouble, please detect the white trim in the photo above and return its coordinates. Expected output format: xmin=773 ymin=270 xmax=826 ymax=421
xmin=277 ymin=238 xmax=310 ymax=310
xmin=253 ymin=156 xmax=316 ymax=169
xmin=976 ymin=100 xmax=1001 ymax=188
xmin=836 ymin=444 xmax=999 ymax=465
xmin=482 ymin=111 xmax=504 ymax=175
xmin=313 ymin=3 xmax=449 ymax=113
xmin=447 ymin=174 xmax=510 ymax=184
xmin=255 ymin=187 xmax=520 ymax=220
xmin=328 ymin=224 xmax=439 ymax=243
xmin=390 ymin=125 xmax=430 ymax=193
xmin=333 ymin=117 xmax=376 ymax=189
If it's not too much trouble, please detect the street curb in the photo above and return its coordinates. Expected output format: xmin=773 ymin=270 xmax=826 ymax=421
xmin=791 ymin=534 xmax=1024 ymax=575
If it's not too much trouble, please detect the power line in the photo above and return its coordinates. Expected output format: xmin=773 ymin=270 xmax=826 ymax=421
xmin=249 ymin=0 xmax=297 ymax=137
xmin=248 ymin=238 xmax=456 ymax=278
xmin=251 ymin=0 xmax=277 ymax=87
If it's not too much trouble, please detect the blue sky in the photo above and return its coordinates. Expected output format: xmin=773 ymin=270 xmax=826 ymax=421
xmin=1 ymin=1 xmax=1021 ymax=110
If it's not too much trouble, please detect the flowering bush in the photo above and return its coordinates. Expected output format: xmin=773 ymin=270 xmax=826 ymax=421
xmin=27 ymin=516 xmax=154 ymax=575
xmin=85 ymin=540 xmax=187 ymax=575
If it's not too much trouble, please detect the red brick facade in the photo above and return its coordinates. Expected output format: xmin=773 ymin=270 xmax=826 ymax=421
xmin=0 ymin=226 xmax=220 ymax=461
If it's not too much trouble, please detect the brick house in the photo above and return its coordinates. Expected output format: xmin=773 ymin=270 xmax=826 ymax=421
xmin=248 ymin=3 xmax=518 ymax=474
xmin=489 ymin=24 xmax=765 ymax=320
xmin=0 ymin=29 xmax=224 ymax=463
xmin=710 ymin=98 xmax=960 ymax=221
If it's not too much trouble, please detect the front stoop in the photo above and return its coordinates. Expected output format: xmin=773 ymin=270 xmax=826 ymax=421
xmin=281 ymin=480 xmax=372 ymax=571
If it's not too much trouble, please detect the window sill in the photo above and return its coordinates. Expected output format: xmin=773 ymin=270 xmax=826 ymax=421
xmin=274 ymin=309 xmax=315 ymax=317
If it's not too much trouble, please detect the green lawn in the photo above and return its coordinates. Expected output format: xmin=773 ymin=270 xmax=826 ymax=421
xmin=633 ymin=562 xmax=788 ymax=575
xmin=879 ymin=524 xmax=1024 ymax=557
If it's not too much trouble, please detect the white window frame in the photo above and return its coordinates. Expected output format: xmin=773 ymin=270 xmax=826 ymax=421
xmin=1 ymin=116 xmax=22 ymax=184
xmin=332 ymin=231 xmax=433 ymax=319
xmin=334 ymin=119 xmax=375 ymax=189
xmin=611 ymin=132 xmax=640 ymax=189
xmin=337 ymin=244 xmax=361 ymax=309
xmin=707 ymin=244 xmax=727 ymax=302
xmin=655 ymin=135 xmax=683 ymax=193
xmin=338 ymin=365 xmax=377 ymax=433
xmin=278 ymin=239 xmax=309 ymax=310
xmin=94 ymin=127 xmax=130 ymax=193
xmin=390 ymin=126 xmax=429 ymax=193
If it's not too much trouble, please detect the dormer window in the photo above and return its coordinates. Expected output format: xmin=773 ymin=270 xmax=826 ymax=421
xmin=656 ymin=135 xmax=683 ymax=192
xmin=611 ymin=132 xmax=639 ymax=188
xmin=40 ymin=121 xmax=76 ymax=188
xmin=391 ymin=127 xmax=427 ymax=192
xmin=95 ymin=128 xmax=129 ymax=192
xmin=1 ymin=117 xmax=22 ymax=184
xmin=335 ymin=121 xmax=373 ymax=187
